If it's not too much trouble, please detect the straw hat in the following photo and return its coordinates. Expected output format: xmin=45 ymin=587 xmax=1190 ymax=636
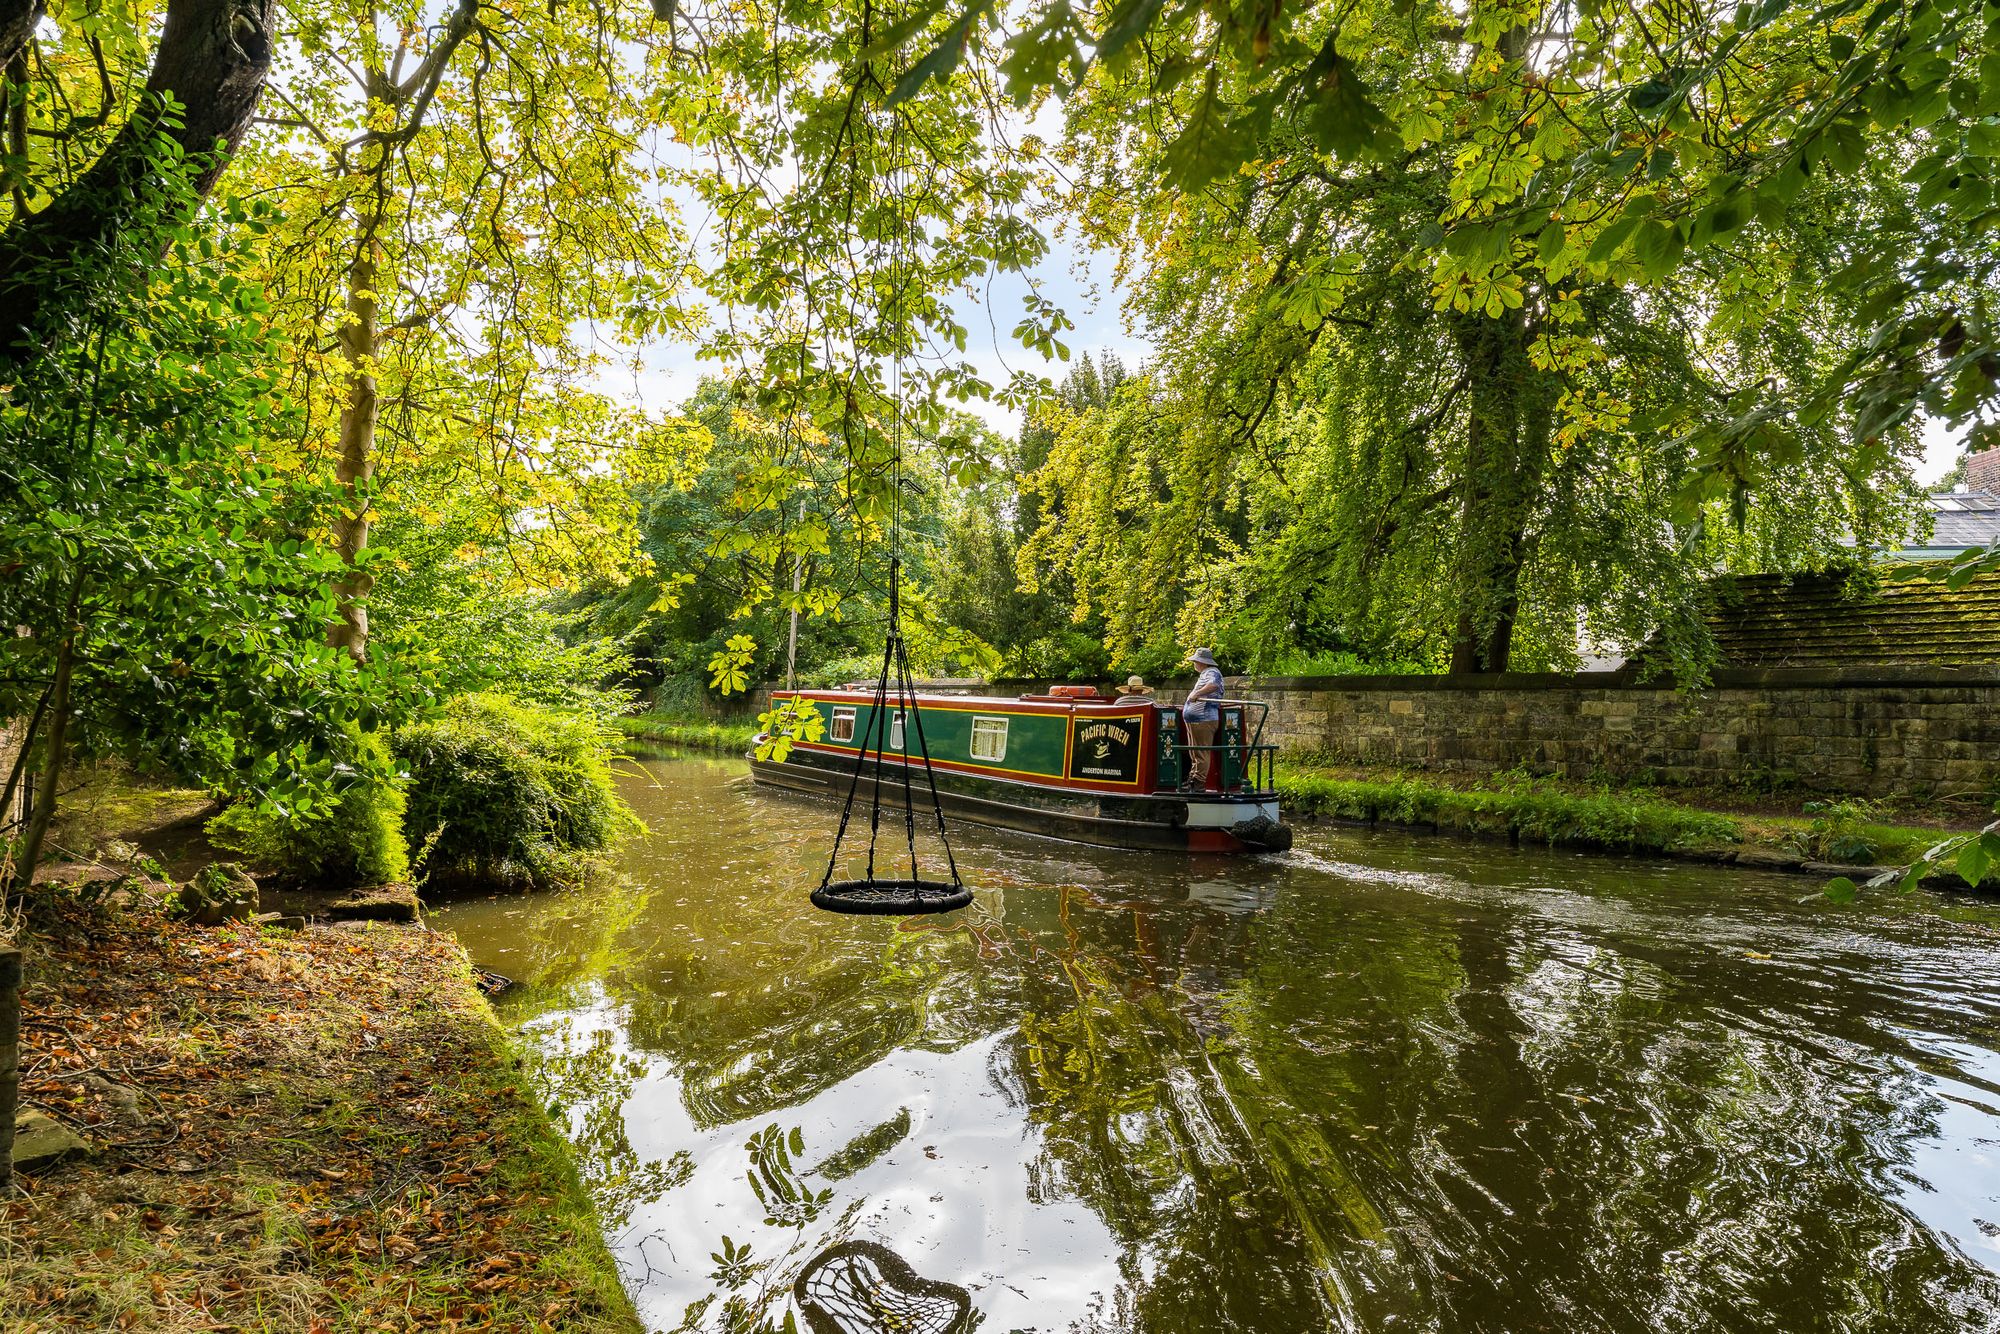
xmin=1185 ymin=647 xmax=1218 ymax=668
xmin=1122 ymin=675 xmax=1154 ymax=695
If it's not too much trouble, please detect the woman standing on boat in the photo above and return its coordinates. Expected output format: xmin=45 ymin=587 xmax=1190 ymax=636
xmin=1180 ymin=648 xmax=1224 ymax=791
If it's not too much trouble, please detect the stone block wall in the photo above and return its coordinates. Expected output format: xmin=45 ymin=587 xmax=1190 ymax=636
xmin=1228 ymin=667 xmax=2000 ymax=800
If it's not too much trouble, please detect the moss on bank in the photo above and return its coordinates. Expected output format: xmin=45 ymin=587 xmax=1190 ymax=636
xmin=0 ymin=885 xmax=640 ymax=1333
xmin=42 ymin=760 xmax=216 ymax=879
xmin=615 ymin=711 xmax=759 ymax=754
xmin=1277 ymin=764 xmax=1975 ymax=870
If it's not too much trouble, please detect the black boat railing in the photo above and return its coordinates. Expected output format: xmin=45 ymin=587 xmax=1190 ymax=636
xmin=1158 ymin=701 xmax=1277 ymax=795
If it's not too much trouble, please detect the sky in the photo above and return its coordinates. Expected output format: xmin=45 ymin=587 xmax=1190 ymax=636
xmin=597 ymin=223 xmax=1970 ymax=488
xmin=591 ymin=221 xmax=1148 ymax=441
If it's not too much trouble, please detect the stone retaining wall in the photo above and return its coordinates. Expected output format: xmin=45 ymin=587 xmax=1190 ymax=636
xmin=1226 ymin=667 xmax=2000 ymax=800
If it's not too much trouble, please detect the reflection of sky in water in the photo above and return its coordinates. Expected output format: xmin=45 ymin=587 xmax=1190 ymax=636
xmin=435 ymin=756 xmax=2000 ymax=1334
xmin=543 ymin=997 xmax=1127 ymax=1332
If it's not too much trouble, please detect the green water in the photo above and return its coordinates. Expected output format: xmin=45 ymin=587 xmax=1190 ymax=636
xmin=431 ymin=755 xmax=2000 ymax=1333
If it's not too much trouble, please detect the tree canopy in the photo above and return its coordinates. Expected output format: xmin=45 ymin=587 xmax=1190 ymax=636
xmin=0 ymin=0 xmax=1995 ymax=887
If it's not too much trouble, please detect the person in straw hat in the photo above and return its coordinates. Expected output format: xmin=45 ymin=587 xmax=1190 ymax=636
xmin=1179 ymin=647 xmax=1224 ymax=791
xmin=1115 ymin=674 xmax=1155 ymax=704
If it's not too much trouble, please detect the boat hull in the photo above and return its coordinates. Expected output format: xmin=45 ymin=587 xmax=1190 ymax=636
xmin=748 ymin=748 xmax=1292 ymax=855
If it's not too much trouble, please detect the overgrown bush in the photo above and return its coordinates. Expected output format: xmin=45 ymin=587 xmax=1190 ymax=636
xmin=801 ymin=655 xmax=884 ymax=688
xmin=1792 ymin=804 xmax=1880 ymax=868
xmin=396 ymin=694 xmax=642 ymax=889
xmin=207 ymin=731 xmax=410 ymax=888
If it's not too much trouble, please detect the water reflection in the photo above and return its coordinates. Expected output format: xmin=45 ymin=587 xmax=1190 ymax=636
xmin=432 ymin=755 xmax=2000 ymax=1333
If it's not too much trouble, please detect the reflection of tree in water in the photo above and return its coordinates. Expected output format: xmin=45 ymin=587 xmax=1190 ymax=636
xmin=483 ymin=808 xmax=2000 ymax=1334
xmin=1425 ymin=925 xmax=2000 ymax=1333
xmin=615 ymin=913 xmax=995 ymax=1126
xmin=528 ymin=1015 xmax=695 ymax=1221
xmin=998 ymin=880 xmax=1447 ymax=1333
xmin=499 ymin=868 xmax=1000 ymax=1129
xmin=999 ymin=878 xmax=2000 ymax=1332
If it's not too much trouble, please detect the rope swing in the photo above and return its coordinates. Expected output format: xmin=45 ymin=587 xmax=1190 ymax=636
xmin=811 ymin=122 xmax=971 ymax=918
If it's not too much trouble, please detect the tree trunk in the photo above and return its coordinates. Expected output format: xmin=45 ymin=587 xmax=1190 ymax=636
xmin=1445 ymin=18 xmax=1551 ymax=677
xmin=0 ymin=686 xmax=50 ymax=831
xmin=9 ymin=590 xmax=77 ymax=897
xmin=0 ymin=0 xmax=43 ymax=74
xmin=1448 ymin=307 xmax=1541 ymax=675
xmin=328 ymin=215 xmax=382 ymax=659
xmin=0 ymin=0 xmax=277 ymax=354
xmin=0 ymin=942 xmax=20 ymax=1197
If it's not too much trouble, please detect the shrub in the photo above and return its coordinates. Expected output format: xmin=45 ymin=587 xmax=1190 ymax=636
xmin=1262 ymin=648 xmax=1432 ymax=677
xmin=396 ymin=694 xmax=642 ymax=888
xmin=1791 ymin=799 xmax=1887 ymax=863
xmin=206 ymin=731 xmax=410 ymax=888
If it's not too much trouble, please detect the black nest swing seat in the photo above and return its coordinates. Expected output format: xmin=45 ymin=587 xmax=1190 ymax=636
xmin=812 ymin=566 xmax=971 ymax=917
xmin=812 ymin=877 xmax=971 ymax=916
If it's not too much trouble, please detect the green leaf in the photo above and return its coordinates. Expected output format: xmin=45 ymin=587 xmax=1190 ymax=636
xmin=1627 ymin=76 xmax=1678 ymax=112
xmin=1160 ymin=76 xmax=1257 ymax=189
xmin=1634 ymin=219 xmax=1686 ymax=279
xmin=1095 ymin=0 xmax=1170 ymax=64
xmin=860 ymin=0 xmax=954 ymax=60
xmin=1824 ymin=876 xmax=1858 ymax=904
xmin=998 ymin=1 xmax=1084 ymax=96
xmin=1300 ymin=40 xmax=1392 ymax=159
xmin=1585 ymin=215 xmax=1642 ymax=265
xmin=1692 ymin=200 xmax=1746 ymax=246
xmin=1958 ymin=838 xmax=1992 ymax=887
xmin=887 ymin=0 xmax=997 ymax=105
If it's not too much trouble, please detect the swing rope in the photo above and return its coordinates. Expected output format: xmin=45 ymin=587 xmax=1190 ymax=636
xmin=811 ymin=117 xmax=968 ymax=918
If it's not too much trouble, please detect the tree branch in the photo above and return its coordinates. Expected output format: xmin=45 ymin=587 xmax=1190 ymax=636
xmin=0 ymin=0 xmax=278 ymax=355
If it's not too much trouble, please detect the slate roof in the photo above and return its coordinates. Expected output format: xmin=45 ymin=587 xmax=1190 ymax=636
xmin=1891 ymin=490 xmax=2000 ymax=560
xmin=1695 ymin=568 xmax=2000 ymax=669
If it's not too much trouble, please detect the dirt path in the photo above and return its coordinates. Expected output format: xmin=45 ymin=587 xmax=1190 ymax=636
xmin=1 ymin=887 xmax=640 ymax=1333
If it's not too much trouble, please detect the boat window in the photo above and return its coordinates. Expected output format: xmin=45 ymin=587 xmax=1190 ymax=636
xmin=830 ymin=706 xmax=856 ymax=742
xmin=970 ymin=716 xmax=1008 ymax=762
xmin=890 ymin=711 xmax=905 ymax=751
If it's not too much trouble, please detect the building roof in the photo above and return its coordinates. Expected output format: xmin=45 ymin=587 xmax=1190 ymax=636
xmin=1695 ymin=568 xmax=2000 ymax=669
xmin=1890 ymin=490 xmax=2000 ymax=561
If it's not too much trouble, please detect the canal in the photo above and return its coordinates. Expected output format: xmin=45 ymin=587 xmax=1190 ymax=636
xmin=432 ymin=754 xmax=2000 ymax=1333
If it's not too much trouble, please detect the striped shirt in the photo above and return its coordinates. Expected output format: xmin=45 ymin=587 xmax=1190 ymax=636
xmin=1182 ymin=667 xmax=1223 ymax=723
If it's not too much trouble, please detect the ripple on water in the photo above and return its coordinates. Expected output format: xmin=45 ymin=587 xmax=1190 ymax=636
xmin=431 ymin=756 xmax=2000 ymax=1334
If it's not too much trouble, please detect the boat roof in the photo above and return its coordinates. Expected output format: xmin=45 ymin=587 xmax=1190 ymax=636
xmin=780 ymin=686 xmax=1154 ymax=709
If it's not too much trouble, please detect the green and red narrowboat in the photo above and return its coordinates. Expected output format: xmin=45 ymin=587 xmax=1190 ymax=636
xmin=748 ymin=685 xmax=1293 ymax=854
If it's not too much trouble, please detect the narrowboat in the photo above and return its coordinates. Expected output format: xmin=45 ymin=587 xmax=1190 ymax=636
xmin=748 ymin=685 xmax=1293 ymax=854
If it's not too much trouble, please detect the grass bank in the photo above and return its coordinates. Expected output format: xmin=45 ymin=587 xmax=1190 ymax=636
xmin=614 ymin=711 xmax=758 ymax=754
xmin=1277 ymin=764 xmax=1972 ymax=872
xmin=1 ymin=883 xmax=641 ymax=1333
